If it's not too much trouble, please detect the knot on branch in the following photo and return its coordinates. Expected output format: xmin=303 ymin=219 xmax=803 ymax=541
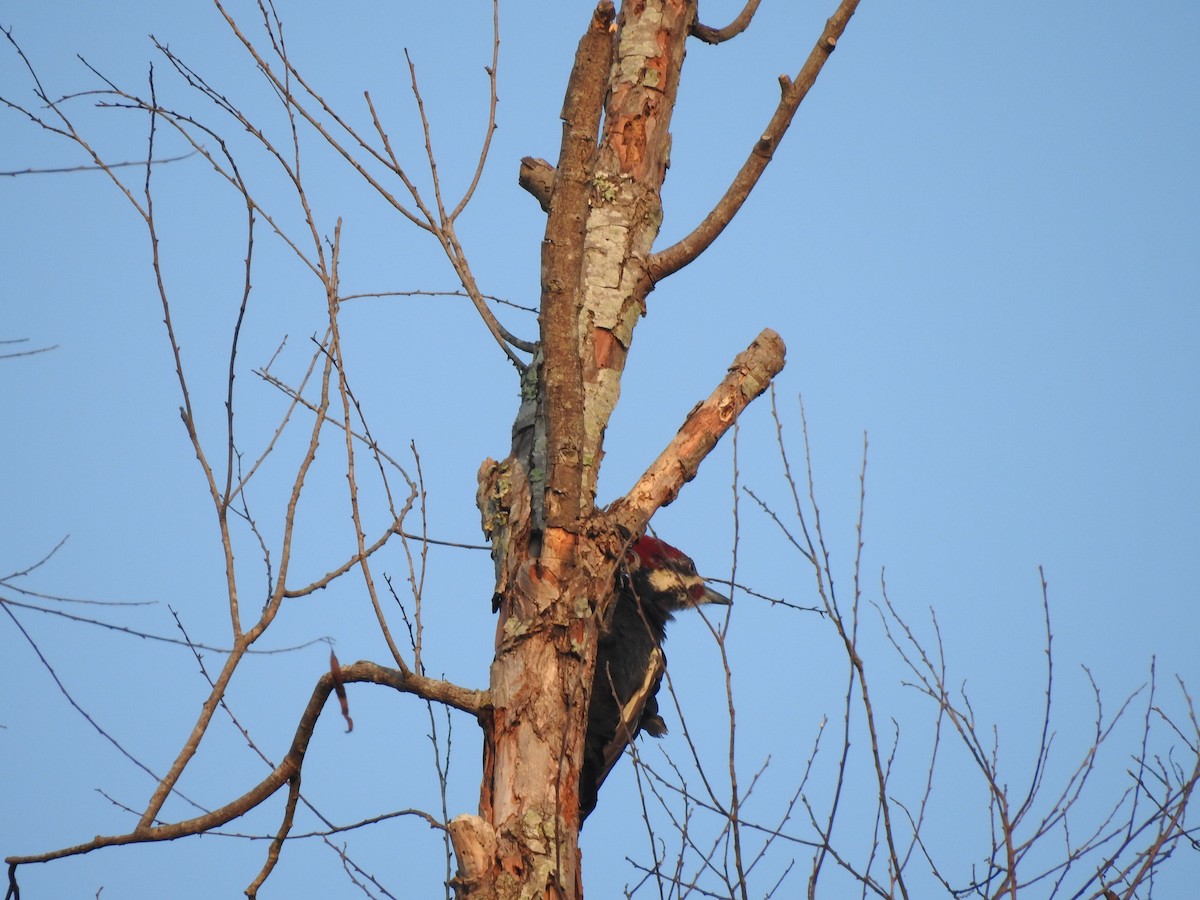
xmin=448 ymin=814 xmax=498 ymax=892
xmin=518 ymin=157 xmax=555 ymax=212
xmin=591 ymin=0 xmax=617 ymax=33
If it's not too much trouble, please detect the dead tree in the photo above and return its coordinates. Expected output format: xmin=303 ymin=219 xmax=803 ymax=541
xmin=6 ymin=2 xmax=1196 ymax=898
xmin=449 ymin=1 xmax=861 ymax=891
xmin=1 ymin=2 xmax=860 ymax=897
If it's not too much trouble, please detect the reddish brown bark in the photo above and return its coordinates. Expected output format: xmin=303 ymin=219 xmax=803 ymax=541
xmin=541 ymin=1 xmax=616 ymax=531
xmin=456 ymin=3 xmax=806 ymax=897
xmin=455 ymin=5 xmax=705 ymax=897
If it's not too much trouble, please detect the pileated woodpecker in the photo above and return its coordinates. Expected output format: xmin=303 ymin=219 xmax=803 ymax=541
xmin=581 ymin=535 xmax=730 ymax=821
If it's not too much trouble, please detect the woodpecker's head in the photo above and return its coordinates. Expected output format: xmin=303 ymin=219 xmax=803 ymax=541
xmin=624 ymin=535 xmax=730 ymax=622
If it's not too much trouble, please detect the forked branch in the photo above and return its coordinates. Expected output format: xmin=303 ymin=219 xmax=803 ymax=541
xmin=649 ymin=0 xmax=861 ymax=283
xmin=5 ymin=661 xmax=485 ymax=872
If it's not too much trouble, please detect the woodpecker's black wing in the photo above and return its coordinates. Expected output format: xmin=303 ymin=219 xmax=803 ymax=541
xmin=580 ymin=536 xmax=729 ymax=822
xmin=581 ymin=578 xmax=667 ymax=821
xmin=589 ymin=641 xmax=666 ymax=812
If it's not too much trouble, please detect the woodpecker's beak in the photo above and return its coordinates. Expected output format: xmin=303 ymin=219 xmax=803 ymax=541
xmin=700 ymin=584 xmax=731 ymax=606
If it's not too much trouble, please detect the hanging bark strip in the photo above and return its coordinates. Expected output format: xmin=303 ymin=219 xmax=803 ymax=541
xmin=329 ymin=650 xmax=353 ymax=733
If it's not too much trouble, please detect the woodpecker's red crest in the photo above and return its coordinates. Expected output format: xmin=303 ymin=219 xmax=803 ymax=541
xmin=626 ymin=535 xmax=731 ymax=615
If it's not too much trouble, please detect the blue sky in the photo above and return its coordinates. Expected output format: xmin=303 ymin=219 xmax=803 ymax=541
xmin=3 ymin=2 xmax=1198 ymax=897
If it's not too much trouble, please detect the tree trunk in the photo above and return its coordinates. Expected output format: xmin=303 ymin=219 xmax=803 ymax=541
xmin=449 ymin=3 xmax=700 ymax=897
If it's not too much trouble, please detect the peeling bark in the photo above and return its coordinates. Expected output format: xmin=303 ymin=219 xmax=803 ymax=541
xmin=465 ymin=4 xmax=798 ymax=898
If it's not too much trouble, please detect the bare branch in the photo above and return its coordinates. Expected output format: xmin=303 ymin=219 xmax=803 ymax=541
xmin=1 ymin=602 xmax=210 ymax=817
xmin=690 ymin=0 xmax=762 ymax=45
xmin=207 ymin=0 xmax=528 ymax=369
xmin=1 ymin=535 xmax=71 ymax=580
xmin=0 ymin=149 xmax=197 ymax=177
xmin=649 ymin=0 xmax=861 ymax=282
xmin=609 ymin=328 xmax=786 ymax=538
xmin=448 ymin=0 xmax=500 ymax=222
xmin=340 ymin=288 xmax=539 ymax=318
xmin=0 ymin=337 xmax=59 ymax=358
xmin=5 ymin=661 xmax=484 ymax=869
xmin=0 ymin=595 xmax=322 ymax=654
